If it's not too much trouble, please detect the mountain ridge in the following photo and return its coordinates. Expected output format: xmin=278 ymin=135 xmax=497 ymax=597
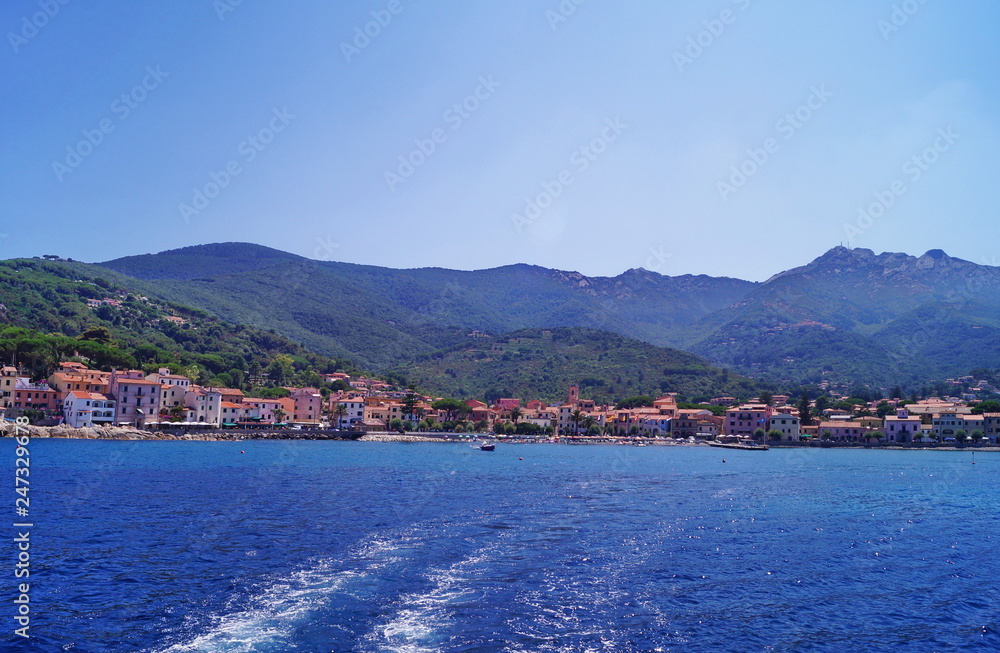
xmin=83 ymin=242 xmax=1000 ymax=390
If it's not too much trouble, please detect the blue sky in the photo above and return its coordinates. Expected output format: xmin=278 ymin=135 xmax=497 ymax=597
xmin=2 ymin=0 xmax=998 ymax=281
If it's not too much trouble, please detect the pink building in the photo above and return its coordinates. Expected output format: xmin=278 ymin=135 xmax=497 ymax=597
xmin=653 ymin=395 xmax=678 ymax=418
xmin=110 ymin=370 xmax=162 ymax=427
xmin=292 ymin=388 xmax=322 ymax=424
xmin=724 ymin=404 xmax=774 ymax=436
xmin=244 ymin=398 xmax=283 ymax=424
xmin=12 ymin=378 xmax=61 ymax=413
xmin=883 ymin=408 xmax=922 ymax=443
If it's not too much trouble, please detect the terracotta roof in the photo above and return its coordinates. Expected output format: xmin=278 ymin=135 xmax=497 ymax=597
xmin=67 ymin=391 xmax=110 ymax=401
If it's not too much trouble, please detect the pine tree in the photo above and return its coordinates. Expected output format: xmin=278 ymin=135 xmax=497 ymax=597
xmin=798 ymin=391 xmax=812 ymax=426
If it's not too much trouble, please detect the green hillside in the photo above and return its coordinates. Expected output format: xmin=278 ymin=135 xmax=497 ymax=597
xmin=16 ymin=242 xmax=1000 ymax=396
xmin=98 ymin=243 xmax=757 ymax=371
xmin=392 ymin=327 xmax=758 ymax=404
xmin=0 ymin=258 xmax=358 ymax=386
xmin=0 ymin=258 xmax=755 ymax=404
xmin=688 ymin=247 xmax=1000 ymax=387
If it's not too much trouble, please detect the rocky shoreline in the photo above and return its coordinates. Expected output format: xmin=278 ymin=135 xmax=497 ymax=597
xmin=1 ymin=423 xmax=170 ymax=440
xmin=0 ymin=424 xmax=468 ymax=442
xmin=358 ymin=433 xmax=456 ymax=443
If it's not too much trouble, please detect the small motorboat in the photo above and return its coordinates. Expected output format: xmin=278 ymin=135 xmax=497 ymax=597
xmin=479 ymin=442 xmax=495 ymax=451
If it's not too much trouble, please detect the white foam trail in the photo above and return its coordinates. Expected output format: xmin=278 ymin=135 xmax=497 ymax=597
xmin=373 ymin=548 xmax=493 ymax=653
xmin=150 ymin=537 xmax=408 ymax=653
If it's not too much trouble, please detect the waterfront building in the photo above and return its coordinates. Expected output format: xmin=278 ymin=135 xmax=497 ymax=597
xmin=882 ymin=408 xmax=921 ymax=443
xmin=184 ymin=387 xmax=224 ymax=426
xmin=724 ymin=404 xmax=773 ymax=436
xmin=12 ymin=377 xmax=62 ymax=413
xmin=0 ymin=365 xmax=17 ymax=412
xmin=62 ymin=391 xmax=115 ymax=428
xmin=109 ymin=371 xmax=163 ymax=428
xmin=767 ymin=413 xmax=801 ymax=441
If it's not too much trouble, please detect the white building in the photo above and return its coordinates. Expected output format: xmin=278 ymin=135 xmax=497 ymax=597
xmin=185 ymin=387 xmax=223 ymax=426
xmin=933 ymin=412 xmax=986 ymax=440
xmin=767 ymin=413 xmax=801 ymax=441
xmin=333 ymin=398 xmax=365 ymax=428
xmin=147 ymin=369 xmax=191 ymax=411
xmin=62 ymin=391 xmax=116 ymax=428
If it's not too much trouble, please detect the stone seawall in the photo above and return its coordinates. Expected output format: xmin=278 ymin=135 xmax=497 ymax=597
xmin=359 ymin=432 xmax=457 ymax=443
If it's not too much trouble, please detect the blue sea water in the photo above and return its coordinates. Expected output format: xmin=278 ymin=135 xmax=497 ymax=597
xmin=10 ymin=439 xmax=1000 ymax=652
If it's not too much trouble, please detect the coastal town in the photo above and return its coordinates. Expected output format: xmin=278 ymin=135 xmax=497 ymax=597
xmin=3 ymin=360 xmax=999 ymax=444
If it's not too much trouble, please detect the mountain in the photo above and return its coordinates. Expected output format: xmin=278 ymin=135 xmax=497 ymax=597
xmin=98 ymin=243 xmax=756 ymax=370
xmin=686 ymin=247 xmax=1000 ymax=386
xmin=0 ymin=256 xmax=751 ymax=402
xmin=86 ymin=243 xmax=1000 ymax=391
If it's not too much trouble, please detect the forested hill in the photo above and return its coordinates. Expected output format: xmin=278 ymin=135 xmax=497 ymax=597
xmin=0 ymin=258 xmax=359 ymax=386
xmin=391 ymin=327 xmax=757 ymax=404
xmin=95 ymin=242 xmax=1000 ymax=389
xmin=0 ymin=258 xmax=754 ymax=402
xmin=98 ymin=243 xmax=756 ymax=371
xmin=10 ymin=241 xmax=1000 ymax=395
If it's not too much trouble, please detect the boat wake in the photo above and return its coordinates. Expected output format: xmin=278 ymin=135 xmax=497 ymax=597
xmin=368 ymin=547 xmax=495 ymax=653
xmin=149 ymin=536 xmax=413 ymax=653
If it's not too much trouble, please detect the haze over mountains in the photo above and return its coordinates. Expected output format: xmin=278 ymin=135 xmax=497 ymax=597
xmin=94 ymin=243 xmax=1000 ymax=390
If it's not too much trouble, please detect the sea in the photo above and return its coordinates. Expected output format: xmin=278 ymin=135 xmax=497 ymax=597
xmin=11 ymin=439 xmax=1000 ymax=652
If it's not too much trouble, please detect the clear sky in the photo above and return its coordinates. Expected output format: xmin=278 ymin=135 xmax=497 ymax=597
xmin=2 ymin=1 xmax=998 ymax=281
